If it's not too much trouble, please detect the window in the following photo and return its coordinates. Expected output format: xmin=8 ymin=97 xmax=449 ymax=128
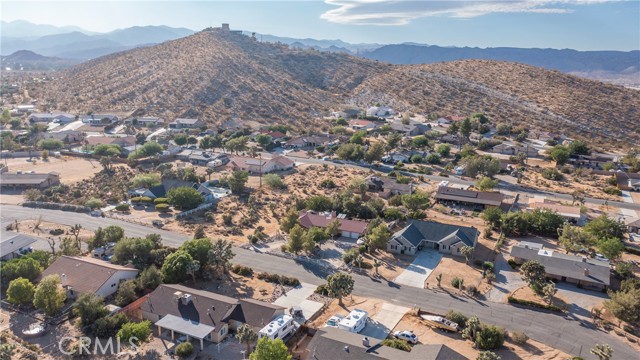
xmin=220 ymin=327 xmax=226 ymax=336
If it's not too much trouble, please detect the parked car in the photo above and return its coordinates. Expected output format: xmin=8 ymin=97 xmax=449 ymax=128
xmin=356 ymin=238 xmax=366 ymax=246
xmin=393 ymin=330 xmax=419 ymax=344
xmin=152 ymin=220 xmax=164 ymax=227
xmin=595 ymin=253 xmax=609 ymax=262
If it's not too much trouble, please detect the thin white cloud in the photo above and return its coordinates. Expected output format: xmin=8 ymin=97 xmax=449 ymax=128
xmin=321 ymin=0 xmax=619 ymax=25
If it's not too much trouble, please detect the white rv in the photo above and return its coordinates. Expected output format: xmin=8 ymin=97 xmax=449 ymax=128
xmin=338 ymin=309 xmax=368 ymax=333
xmin=259 ymin=314 xmax=295 ymax=340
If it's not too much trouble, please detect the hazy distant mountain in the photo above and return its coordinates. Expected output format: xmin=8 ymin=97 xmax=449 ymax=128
xmin=1 ymin=24 xmax=195 ymax=60
xmin=0 ymin=50 xmax=80 ymax=70
xmin=361 ymin=44 xmax=640 ymax=87
xmin=253 ymin=33 xmax=381 ymax=53
xmin=0 ymin=20 xmax=95 ymax=38
xmin=37 ymin=30 xmax=639 ymax=147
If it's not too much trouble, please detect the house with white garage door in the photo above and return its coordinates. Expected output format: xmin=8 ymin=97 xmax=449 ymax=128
xmin=298 ymin=211 xmax=369 ymax=239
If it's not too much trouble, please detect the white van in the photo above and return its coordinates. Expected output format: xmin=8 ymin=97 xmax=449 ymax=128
xmin=338 ymin=309 xmax=368 ymax=333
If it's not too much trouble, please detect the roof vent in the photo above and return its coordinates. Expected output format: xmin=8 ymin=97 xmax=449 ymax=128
xmin=584 ymin=268 xmax=589 ymax=277
xmin=362 ymin=337 xmax=370 ymax=347
xmin=343 ymin=346 xmax=349 ymax=353
xmin=174 ymin=291 xmax=183 ymax=302
xmin=181 ymin=294 xmax=193 ymax=305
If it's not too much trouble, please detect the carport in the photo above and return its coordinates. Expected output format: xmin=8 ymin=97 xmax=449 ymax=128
xmin=155 ymin=314 xmax=213 ymax=350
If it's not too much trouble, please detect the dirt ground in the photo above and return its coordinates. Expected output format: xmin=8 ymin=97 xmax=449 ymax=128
xmin=510 ymin=286 xmax=569 ymax=310
xmin=393 ymin=314 xmax=572 ymax=360
xmin=198 ymin=272 xmax=278 ymax=302
xmin=426 ymin=256 xmax=490 ymax=293
xmin=362 ymin=251 xmax=414 ymax=280
xmin=308 ymin=295 xmax=385 ymax=329
xmin=3 ymin=156 xmax=103 ymax=183
xmin=519 ymin=166 xmax=621 ymax=201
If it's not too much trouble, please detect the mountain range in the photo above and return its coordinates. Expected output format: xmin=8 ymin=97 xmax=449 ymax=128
xmin=33 ymin=29 xmax=639 ymax=148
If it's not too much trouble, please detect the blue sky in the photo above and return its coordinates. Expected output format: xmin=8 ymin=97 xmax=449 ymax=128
xmin=1 ymin=1 xmax=639 ymax=50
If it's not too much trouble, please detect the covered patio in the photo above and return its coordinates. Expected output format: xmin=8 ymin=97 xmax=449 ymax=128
xmin=155 ymin=314 xmax=214 ymax=350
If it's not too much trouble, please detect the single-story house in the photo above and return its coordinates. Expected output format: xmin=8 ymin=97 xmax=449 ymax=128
xmin=28 ymin=113 xmax=75 ymax=124
xmin=527 ymin=199 xmax=582 ymax=224
xmin=256 ymin=130 xmax=286 ymax=141
xmin=388 ymin=120 xmax=430 ymax=136
xmin=298 ymin=211 xmax=368 ymax=239
xmin=188 ymin=151 xmax=215 ymax=166
xmin=366 ymin=175 xmax=412 ymax=198
xmin=42 ymin=130 xmax=85 ymax=144
xmin=492 ymin=144 xmax=539 ymax=157
xmin=434 ymin=186 xmax=506 ymax=210
xmin=388 ymin=220 xmax=479 ymax=256
xmin=128 ymin=184 xmax=166 ymax=199
xmin=510 ymin=242 xmax=610 ymax=291
xmin=15 ymin=105 xmax=35 ymax=114
xmin=80 ymin=114 xmax=118 ymax=126
xmin=366 ymin=106 xmax=394 ymax=117
xmin=168 ymin=118 xmax=204 ymax=129
xmin=436 ymin=116 xmax=465 ymax=126
xmin=41 ymin=256 xmax=139 ymax=299
xmin=307 ymin=327 xmax=465 ymax=360
xmin=0 ymin=171 xmax=60 ymax=189
xmin=125 ymin=117 xmax=164 ymax=126
xmin=343 ymin=109 xmax=361 ymax=118
xmin=348 ymin=119 xmax=379 ymax=131
xmin=615 ymin=172 xmax=640 ymax=191
xmin=282 ymin=135 xmax=339 ymax=149
xmin=626 ymin=218 xmax=640 ymax=234
xmin=439 ymin=134 xmax=460 ymax=145
xmin=568 ymin=154 xmax=619 ymax=170
xmin=0 ymin=233 xmax=38 ymax=261
xmin=226 ymin=155 xmax=294 ymax=174
xmin=86 ymin=135 xmax=136 ymax=148
xmin=197 ymin=182 xmax=231 ymax=203
xmin=140 ymin=284 xmax=285 ymax=349
xmin=382 ymin=150 xmax=429 ymax=164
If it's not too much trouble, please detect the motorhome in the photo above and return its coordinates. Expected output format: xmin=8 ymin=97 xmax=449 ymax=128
xmin=259 ymin=314 xmax=295 ymax=340
xmin=338 ymin=309 xmax=368 ymax=333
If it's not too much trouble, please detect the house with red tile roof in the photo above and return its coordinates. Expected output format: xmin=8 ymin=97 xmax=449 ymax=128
xmin=298 ymin=211 xmax=369 ymax=239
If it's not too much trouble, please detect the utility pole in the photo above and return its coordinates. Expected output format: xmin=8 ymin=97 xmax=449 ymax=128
xmin=259 ymin=152 xmax=263 ymax=188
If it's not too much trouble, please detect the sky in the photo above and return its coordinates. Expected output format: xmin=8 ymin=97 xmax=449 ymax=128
xmin=1 ymin=0 xmax=639 ymax=51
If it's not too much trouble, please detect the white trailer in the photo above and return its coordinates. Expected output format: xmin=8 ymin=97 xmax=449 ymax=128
xmin=338 ymin=309 xmax=368 ymax=333
xmin=259 ymin=315 xmax=295 ymax=340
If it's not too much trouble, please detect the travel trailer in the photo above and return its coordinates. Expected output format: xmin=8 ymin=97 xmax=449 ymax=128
xmin=338 ymin=309 xmax=368 ymax=333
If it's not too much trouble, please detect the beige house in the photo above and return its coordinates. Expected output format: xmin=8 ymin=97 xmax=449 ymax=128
xmin=226 ymin=155 xmax=294 ymax=174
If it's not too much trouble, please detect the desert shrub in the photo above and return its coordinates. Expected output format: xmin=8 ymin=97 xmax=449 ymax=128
xmin=264 ymin=174 xmax=286 ymax=189
xmin=256 ymin=272 xmax=300 ymax=287
xmin=381 ymin=339 xmax=411 ymax=351
xmin=92 ymin=313 xmax=128 ymax=338
xmin=155 ymin=203 xmax=170 ymax=212
xmin=603 ymin=186 xmax=622 ymax=196
xmin=175 ymin=342 xmax=193 ymax=357
xmin=445 ymin=310 xmax=468 ymax=327
xmin=483 ymin=261 xmax=495 ymax=272
xmin=451 ymin=277 xmax=463 ymax=288
xmin=117 ymin=321 xmax=151 ymax=345
xmin=315 ymin=284 xmax=330 ymax=296
xmin=153 ymin=197 xmax=169 ymax=204
xmin=475 ymin=325 xmax=505 ymax=350
xmin=49 ymin=228 xmax=64 ymax=236
xmin=85 ymin=198 xmax=104 ymax=209
xmin=231 ymin=264 xmax=253 ymax=277
xmin=466 ymin=285 xmax=478 ymax=296
xmin=115 ymin=203 xmax=130 ymax=212
xmin=342 ymin=248 xmax=360 ymax=264
xmin=510 ymin=331 xmax=529 ymax=345
xmin=320 ymin=179 xmax=336 ymax=189
xmin=541 ymin=168 xmax=563 ymax=181
xmin=222 ymin=214 xmax=233 ymax=226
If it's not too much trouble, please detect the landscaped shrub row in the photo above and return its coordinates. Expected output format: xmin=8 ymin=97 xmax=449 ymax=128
xmin=315 ymin=284 xmax=329 ymax=296
xmin=154 ymin=197 xmax=169 ymax=204
xmin=256 ymin=272 xmax=300 ymax=287
xmin=155 ymin=204 xmax=170 ymax=212
xmin=22 ymin=201 xmax=90 ymax=213
xmin=131 ymin=196 xmax=153 ymax=203
xmin=507 ymin=296 xmax=563 ymax=312
xmin=231 ymin=264 xmax=253 ymax=277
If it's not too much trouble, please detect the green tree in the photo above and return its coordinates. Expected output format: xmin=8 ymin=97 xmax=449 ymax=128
xmin=224 ymin=136 xmax=249 ymax=154
xmin=280 ymin=207 xmax=300 ymax=233
xmin=335 ymin=143 xmax=364 ymax=161
xmin=104 ymin=225 xmax=125 ymax=243
xmin=182 ymin=238 xmax=213 ymax=270
xmin=476 ymin=177 xmax=499 ymax=191
xmin=73 ymin=293 xmax=109 ymax=327
xmin=138 ymin=265 xmax=162 ymax=290
xmin=364 ymin=142 xmax=385 ymax=163
xmin=475 ymin=325 xmax=505 ymax=350
xmin=227 ymin=170 xmax=249 ymax=194
xmin=33 ymin=274 xmax=67 ymax=316
xmin=208 ymin=239 xmax=235 ymax=275
xmin=558 ymin=223 xmax=593 ymax=254
xmin=568 ymin=140 xmax=591 ymax=155
xmin=459 ymin=117 xmax=472 ymax=139
xmin=597 ymin=237 xmax=624 ymax=260
xmin=604 ymin=287 xmax=640 ymax=325
xmin=6 ymin=278 xmax=36 ymax=305
xmin=131 ymin=173 xmax=161 ymax=188
xmin=93 ymin=144 xmax=122 ymax=156
xmin=482 ymin=207 xmax=504 ymax=229
xmin=326 ymin=218 xmax=341 ymax=239
xmin=349 ymin=130 xmax=367 ymax=144
xmin=368 ymin=223 xmax=391 ymax=251
xmin=386 ymin=133 xmax=402 ymax=150
xmin=237 ymin=323 xmax=259 ymax=355
xmin=255 ymin=134 xmax=273 ymax=149
xmin=117 ymin=321 xmax=151 ymax=345
xmin=1 ymin=257 xmax=42 ymax=282
xmin=584 ymin=215 xmax=626 ymax=240
xmin=426 ymin=153 xmax=441 ymax=164
xmin=249 ymin=337 xmax=291 ymax=360
xmin=477 ymin=351 xmax=501 ymax=360
xmin=462 ymin=156 xmax=501 ymax=177
xmin=264 ymin=173 xmax=285 ymax=189
xmin=548 ymin=145 xmax=570 ymax=165
xmin=115 ymin=279 xmax=139 ymax=306
xmin=287 ymin=224 xmax=305 ymax=254
xmin=460 ymin=245 xmax=474 ymax=264
xmin=173 ymin=133 xmax=188 ymax=145
xmin=436 ymin=144 xmax=451 ymax=157
xmin=38 ymin=139 xmax=64 ymax=150
xmin=590 ymin=344 xmax=613 ymax=360
xmin=167 ymin=186 xmax=204 ymax=210
xmin=60 ymin=237 xmax=81 ymax=256
xmin=111 ymin=235 xmax=158 ymax=267
xmin=401 ymin=192 xmax=430 ymax=212
xmin=326 ymin=272 xmax=354 ymax=305
xmin=161 ymin=250 xmax=195 ymax=283
xmin=520 ymin=260 xmax=546 ymax=289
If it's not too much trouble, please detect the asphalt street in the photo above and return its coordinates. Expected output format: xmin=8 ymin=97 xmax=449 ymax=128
xmin=0 ymin=205 xmax=636 ymax=359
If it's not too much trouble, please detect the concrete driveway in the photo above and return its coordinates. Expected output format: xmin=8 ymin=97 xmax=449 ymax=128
xmin=361 ymin=303 xmax=409 ymax=340
xmin=557 ymin=283 xmax=608 ymax=320
xmin=393 ymin=250 xmax=442 ymax=288
xmin=274 ymin=282 xmax=324 ymax=322
xmin=486 ymin=253 xmax=526 ymax=303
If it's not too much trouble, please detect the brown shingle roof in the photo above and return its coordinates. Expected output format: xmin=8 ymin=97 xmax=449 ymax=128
xmin=41 ymin=256 xmax=138 ymax=294
xmin=299 ymin=211 xmax=369 ymax=234
xmin=435 ymin=187 xmax=505 ymax=207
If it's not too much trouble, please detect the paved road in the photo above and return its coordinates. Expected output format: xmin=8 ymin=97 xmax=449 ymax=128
xmin=0 ymin=205 xmax=635 ymax=359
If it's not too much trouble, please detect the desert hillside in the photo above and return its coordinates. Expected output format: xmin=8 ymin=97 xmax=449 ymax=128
xmin=33 ymin=29 xmax=639 ymax=146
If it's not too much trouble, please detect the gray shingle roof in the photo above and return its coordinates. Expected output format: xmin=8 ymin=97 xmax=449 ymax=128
xmin=435 ymin=187 xmax=505 ymax=207
xmin=0 ymin=233 xmax=38 ymax=255
xmin=510 ymin=243 xmax=610 ymax=286
xmin=392 ymin=220 xmax=478 ymax=248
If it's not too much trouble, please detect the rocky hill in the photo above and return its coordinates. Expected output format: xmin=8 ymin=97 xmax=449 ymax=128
xmin=0 ymin=50 xmax=79 ymax=70
xmin=33 ymin=30 xmax=639 ymax=147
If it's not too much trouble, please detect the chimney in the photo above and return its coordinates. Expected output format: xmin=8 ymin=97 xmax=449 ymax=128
xmin=362 ymin=337 xmax=370 ymax=347
xmin=584 ymin=268 xmax=589 ymax=277
xmin=60 ymin=273 xmax=68 ymax=287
